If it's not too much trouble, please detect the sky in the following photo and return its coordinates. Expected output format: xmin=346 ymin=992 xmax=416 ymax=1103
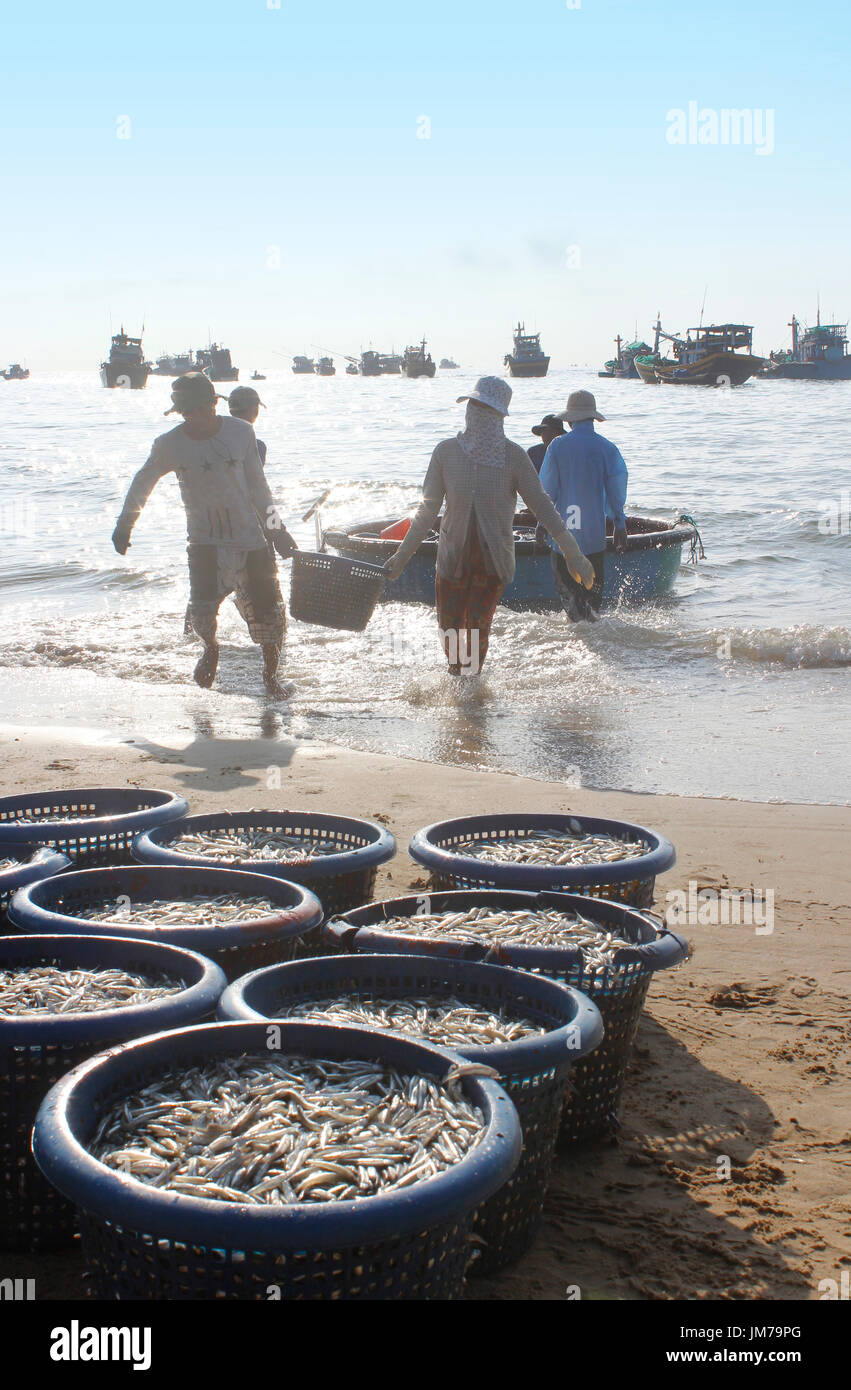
xmin=1 ymin=0 xmax=849 ymax=370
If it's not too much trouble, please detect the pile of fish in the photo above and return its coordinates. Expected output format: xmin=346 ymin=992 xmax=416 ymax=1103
xmin=7 ymin=808 xmax=94 ymax=823
xmin=281 ymin=994 xmax=544 ymax=1048
xmin=455 ymin=826 xmax=647 ymax=867
xmin=171 ymin=827 xmax=339 ymax=864
xmin=0 ymin=964 xmax=182 ymax=1017
xmin=91 ymin=1055 xmax=490 ymax=1203
xmin=74 ymin=892 xmax=278 ymax=927
xmin=377 ymin=906 xmax=632 ymax=972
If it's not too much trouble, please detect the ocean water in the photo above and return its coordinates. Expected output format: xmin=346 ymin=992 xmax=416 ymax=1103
xmin=0 ymin=368 xmax=848 ymax=805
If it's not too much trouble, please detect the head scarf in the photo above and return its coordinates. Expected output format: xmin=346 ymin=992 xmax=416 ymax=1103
xmin=457 ymin=400 xmax=507 ymax=469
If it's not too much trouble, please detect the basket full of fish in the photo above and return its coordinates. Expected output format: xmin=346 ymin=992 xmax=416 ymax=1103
xmin=218 ymin=953 xmax=603 ymax=1274
xmin=0 ymin=842 xmax=70 ymax=921
xmin=8 ymin=865 xmax=324 ymax=980
xmin=0 ymin=788 xmax=189 ymax=867
xmin=0 ymin=933 xmax=225 ymax=1252
xmin=133 ymin=810 xmax=396 ymax=918
xmin=32 ymin=1020 xmax=521 ymax=1300
xmin=290 ymin=551 xmax=386 ymax=632
xmin=324 ymin=889 xmax=689 ymax=1145
xmin=409 ymin=813 xmax=676 ymax=909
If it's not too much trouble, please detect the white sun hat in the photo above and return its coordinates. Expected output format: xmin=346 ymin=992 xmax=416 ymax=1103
xmin=456 ymin=375 xmax=512 ymax=416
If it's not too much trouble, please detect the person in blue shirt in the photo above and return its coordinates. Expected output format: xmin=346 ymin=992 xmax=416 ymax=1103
xmin=538 ymin=389 xmax=629 ymax=622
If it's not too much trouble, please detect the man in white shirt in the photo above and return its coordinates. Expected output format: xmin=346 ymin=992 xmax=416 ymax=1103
xmin=112 ymin=372 xmax=296 ymax=697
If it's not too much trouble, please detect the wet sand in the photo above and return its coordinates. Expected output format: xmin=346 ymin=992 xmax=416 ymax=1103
xmin=1 ymin=728 xmax=848 ymax=1301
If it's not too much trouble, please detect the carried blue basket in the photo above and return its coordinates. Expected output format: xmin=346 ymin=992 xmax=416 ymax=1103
xmin=9 ymin=865 xmax=324 ymax=980
xmin=324 ymin=889 xmax=689 ymax=1145
xmin=0 ymin=843 xmax=70 ymax=921
xmin=0 ymin=788 xmax=188 ymax=866
xmin=219 ymin=953 xmax=602 ymax=1275
xmin=133 ymin=810 xmax=396 ymax=918
xmin=0 ymin=933 xmax=226 ymax=1253
xmin=409 ymin=813 xmax=676 ymax=909
xmin=33 ymin=1020 xmax=521 ymax=1300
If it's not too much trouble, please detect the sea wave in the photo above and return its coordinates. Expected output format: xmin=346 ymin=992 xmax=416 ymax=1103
xmin=715 ymin=624 xmax=851 ymax=669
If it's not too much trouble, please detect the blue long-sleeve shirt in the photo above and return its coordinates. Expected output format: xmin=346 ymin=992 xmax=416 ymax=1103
xmin=539 ymin=421 xmax=628 ymax=556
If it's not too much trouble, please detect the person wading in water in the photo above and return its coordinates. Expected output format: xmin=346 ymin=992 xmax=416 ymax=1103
xmin=112 ymin=371 xmax=297 ymax=697
xmin=383 ymin=376 xmax=594 ymax=674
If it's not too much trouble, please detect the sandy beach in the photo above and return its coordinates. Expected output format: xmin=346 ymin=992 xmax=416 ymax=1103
xmin=2 ymin=726 xmax=848 ymax=1302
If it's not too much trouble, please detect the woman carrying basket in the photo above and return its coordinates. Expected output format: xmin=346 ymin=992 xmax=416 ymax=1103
xmin=383 ymin=377 xmax=594 ymax=674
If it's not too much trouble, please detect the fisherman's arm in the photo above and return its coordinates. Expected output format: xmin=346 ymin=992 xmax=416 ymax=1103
xmin=384 ymin=450 xmax=445 ymax=579
xmin=605 ymin=446 xmax=629 ymax=554
xmin=246 ymin=439 xmax=299 ymax=558
xmin=517 ymin=454 xmax=595 ymax=589
xmin=112 ymin=445 xmax=172 ymax=553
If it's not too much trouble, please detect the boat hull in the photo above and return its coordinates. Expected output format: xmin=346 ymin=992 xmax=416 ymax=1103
xmin=634 ymin=358 xmax=660 ymax=384
xmin=505 ymin=358 xmax=550 ymax=377
xmin=403 ymin=364 xmax=436 ymax=378
xmin=324 ymin=515 xmax=695 ymax=612
xmin=768 ymin=360 xmax=851 ymax=380
xmin=100 ymin=364 xmax=150 ymax=389
xmin=655 ymin=352 xmax=763 ymax=386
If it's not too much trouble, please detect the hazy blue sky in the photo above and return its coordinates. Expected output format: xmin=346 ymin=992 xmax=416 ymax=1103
xmin=1 ymin=0 xmax=848 ymax=369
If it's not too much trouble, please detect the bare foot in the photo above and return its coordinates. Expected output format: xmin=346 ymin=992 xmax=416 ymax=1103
xmin=264 ymin=673 xmax=294 ymax=699
xmin=193 ymin=644 xmax=219 ymax=688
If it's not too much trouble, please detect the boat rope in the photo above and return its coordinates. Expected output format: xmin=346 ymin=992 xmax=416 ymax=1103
xmin=676 ymin=513 xmax=706 ymax=564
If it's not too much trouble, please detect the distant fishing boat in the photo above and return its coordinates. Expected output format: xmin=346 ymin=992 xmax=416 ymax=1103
xmin=766 ymin=312 xmax=851 ymax=380
xmin=505 ymin=322 xmax=549 ymax=377
xmin=100 ymin=327 xmax=151 ymax=390
xmin=402 ymin=339 xmax=436 ymax=378
xmin=439 ymin=357 xmax=459 ymax=369
xmin=360 ymin=351 xmax=382 ymax=377
xmin=598 ymin=335 xmax=653 ymax=379
xmin=324 ymin=513 xmax=702 ymax=611
xmin=379 ymin=353 xmax=403 ymax=375
xmin=152 ymin=350 xmax=196 ymax=377
xmin=250 ymin=370 xmax=266 ymax=380
xmin=292 ymin=355 xmax=315 ymax=374
xmin=196 ymin=343 xmax=239 ymax=382
xmin=2 ymin=363 xmax=30 ymax=380
xmin=346 ymin=362 xmax=359 ymax=375
xmin=654 ymin=323 xmax=763 ymax=386
xmin=315 ymin=356 xmax=336 ymax=376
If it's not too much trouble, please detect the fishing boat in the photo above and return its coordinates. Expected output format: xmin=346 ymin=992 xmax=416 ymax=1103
xmin=196 ymin=344 xmax=239 ymax=382
xmin=439 ymin=358 xmax=459 ymax=369
xmin=323 ymin=512 xmax=702 ymax=612
xmin=766 ymin=312 xmax=851 ymax=380
xmin=2 ymin=363 xmax=30 ymax=380
xmin=100 ymin=327 xmax=151 ymax=389
xmin=292 ymin=355 xmax=315 ymax=375
xmin=654 ymin=323 xmax=763 ymax=386
xmin=152 ymin=350 xmax=197 ymax=377
xmin=360 ymin=351 xmax=382 ymax=377
xmin=379 ymin=353 xmax=403 ymax=375
xmin=250 ymin=370 xmax=266 ymax=380
xmin=598 ymin=336 xmax=653 ymax=379
xmin=346 ymin=362 xmax=359 ymax=375
xmin=315 ymin=357 xmax=336 ymax=376
xmin=402 ymin=339 xmax=436 ymax=378
xmin=504 ymin=322 xmax=550 ymax=377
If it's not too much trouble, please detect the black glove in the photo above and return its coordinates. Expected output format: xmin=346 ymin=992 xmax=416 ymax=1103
xmin=270 ymin=528 xmax=299 ymax=559
xmin=112 ymin=524 xmax=131 ymax=555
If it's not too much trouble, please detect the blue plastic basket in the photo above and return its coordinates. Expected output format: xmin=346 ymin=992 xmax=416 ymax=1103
xmin=9 ymin=865 xmax=324 ymax=980
xmin=33 ymin=1020 xmax=522 ymax=1300
xmin=0 ymin=933 xmax=226 ymax=1253
xmin=0 ymin=788 xmax=188 ymax=866
xmin=219 ymin=953 xmax=602 ymax=1274
xmin=0 ymin=844 xmax=70 ymax=921
xmin=133 ymin=810 xmax=396 ymax=917
xmin=409 ymin=812 xmax=676 ymax=909
xmin=324 ymin=889 xmax=689 ymax=1145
